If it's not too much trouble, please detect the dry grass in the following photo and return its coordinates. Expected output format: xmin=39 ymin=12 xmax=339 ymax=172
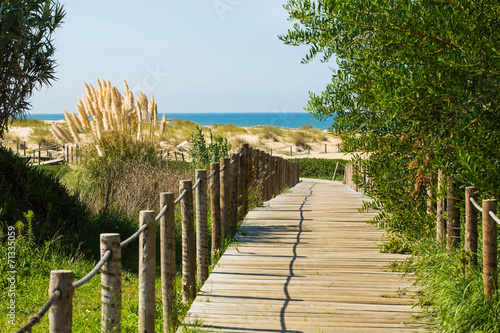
xmin=63 ymin=159 xmax=193 ymax=216
xmin=29 ymin=127 xmax=56 ymax=145
xmin=51 ymin=79 xmax=159 ymax=155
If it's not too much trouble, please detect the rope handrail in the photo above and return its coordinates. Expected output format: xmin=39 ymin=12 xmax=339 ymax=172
xmin=489 ymin=210 xmax=500 ymax=226
xmin=470 ymin=197 xmax=483 ymax=213
xmin=73 ymin=250 xmax=112 ymax=289
xmin=155 ymin=204 xmax=168 ymax=222
xmin=219 ymin=164 xmax=226 ymax=172
xmin=205 ymin=169 xmax=217 ymax=179
xmin=120 ymin=224 xmax=148 ymax=248
xmin=174 ymin=189 xmax=187 ymax=205
xmin=15 ymin=290 xmax=61 ymax=333
xmin=192 ymin=178 xmax=202 ymax=190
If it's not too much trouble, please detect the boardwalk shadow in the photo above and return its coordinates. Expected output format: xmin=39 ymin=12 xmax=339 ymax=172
xmin=280 ymin=183 xmax=315 ymax=332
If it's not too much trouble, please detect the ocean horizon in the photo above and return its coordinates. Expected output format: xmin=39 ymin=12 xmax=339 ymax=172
xmin=26 ymin=112 xmax=332 ymax=129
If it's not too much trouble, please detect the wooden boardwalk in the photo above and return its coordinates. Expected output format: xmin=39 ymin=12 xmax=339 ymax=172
xmin=181 ymin=178 xmax=425 ymax=332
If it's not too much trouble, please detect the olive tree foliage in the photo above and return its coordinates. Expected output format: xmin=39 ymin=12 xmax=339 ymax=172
xmin=0 ymin=0 xmax=65 ymax=137
xmin=280 ymin=0 xmax=500 ymax=241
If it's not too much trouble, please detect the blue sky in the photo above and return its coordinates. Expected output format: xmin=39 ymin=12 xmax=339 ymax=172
xmin=30 ymin=0 xmax=336 ymax=115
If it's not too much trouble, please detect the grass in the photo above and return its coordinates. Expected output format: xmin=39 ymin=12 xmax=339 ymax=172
xmin=9 ymin=118 xmax=50 ymax=128
xmin=289 ymin=157 xmax=345 ymax=181
xmin=408 ymin=239 xmax=500 ymax=332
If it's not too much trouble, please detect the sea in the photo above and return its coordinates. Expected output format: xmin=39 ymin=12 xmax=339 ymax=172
xmin=28 ymin=112 xmax=332 ymax=129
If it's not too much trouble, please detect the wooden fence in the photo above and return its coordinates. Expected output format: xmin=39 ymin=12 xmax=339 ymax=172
xmin=344 ymin=162 xmax=500 ymax=301
xmin=15 ymin=144 xmax=299 ymax=333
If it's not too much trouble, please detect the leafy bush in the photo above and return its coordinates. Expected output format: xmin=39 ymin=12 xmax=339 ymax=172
xmin=188 ymin=126 xmax=231 ymax=168
xmin=289 ymin=157 xmax=345 ymax=180
xmin=0 ymin=146 xmax=89 ymax=244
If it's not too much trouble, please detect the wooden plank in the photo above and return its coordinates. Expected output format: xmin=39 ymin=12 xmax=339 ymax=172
xmin=180 ymin=179 xmax=425 ymax=332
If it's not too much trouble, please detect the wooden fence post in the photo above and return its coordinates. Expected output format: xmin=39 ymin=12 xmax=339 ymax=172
xmin=426 ymin=185 xmax=436 ymax=216
xmin=482 ymin=199 xmax=497 ymax=300
xmin=239 ymin=146 xmax=248 ymax=216
xmin=259 ymin=151 xmax=265 ymax=201
xmin=248 ymin=146 xmax=254 ymax=184
xmin=230 ymin=153 xmax=240 ymax=230
xmin=180 ymin=180 xmax=196 ymax=303
xmin=220 ymin=157 xmax=231 ymax=240
xmin=436 ymin=170 xmax=446 ymax=242
xmin=295 ymin=162 xmax=300 ymax=185
xmin=49 ymin=270 xmax=74 ymax=333
xmin=210 ymin=163 xmax=221 ymax=259
xmin=447 ymin=175 xmax=460 ymax=252
xmin=100 ymin=233 xmax=121 ymax=333
xmin=139 ymin=210 xmax=156 ymax=333
xmin=263 ymin=153 xmax=270 ymax=201
xmin=160 ymin=193 xmax=177 ymax=332
xmin=465 ymin=187 xmax=478 ymax=268
xmin=253 ymin=149 xmax=259 ymax=186
xmin=195 ymin=169 xmax=209 ymax=285
xmin=271 ymin=156 xmax=277 ymax=197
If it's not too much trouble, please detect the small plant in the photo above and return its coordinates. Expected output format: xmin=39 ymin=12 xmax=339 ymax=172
xmin=188 ymin=126 xmax=231 ymax=168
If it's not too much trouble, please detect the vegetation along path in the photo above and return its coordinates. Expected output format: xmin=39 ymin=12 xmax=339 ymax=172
xmin=181 ymin=178 xmax=425 ymax=332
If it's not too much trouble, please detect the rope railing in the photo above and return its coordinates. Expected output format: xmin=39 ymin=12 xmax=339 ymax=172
xmin=73 ymin=250 xmax=112 ymax=289
xmin=15 ymin=290 xmax=61 ymax=333
xmin=469 ymin=196 xmax=500 ymax=225
xmin=192 ymin=178 xmax=202 ymax=190
xmin=205 ymin=169 xmax=217 ymax=179
xmin=120 ymin=224 xmax=148 ymax=248
xmin=489 ymin=210 xmax=500 ymax=226
xmin=470 ymin=197 xmax=483 ymax=213
xmin=14 ymin=144 xmax=301 ymax=332
xmin=155 ymin=204 xmax=168 ymax=222
xmin=175 ymin=189 xmax=188 ymax=205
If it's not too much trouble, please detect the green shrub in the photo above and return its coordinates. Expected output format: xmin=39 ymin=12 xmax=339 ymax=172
xmin=0 ymin=146 xmax=89 ymax=244
xmin=188 ymin=126 xmax=231 ymax=169
xmin=289 ymin=157 xmax=345 ymax=180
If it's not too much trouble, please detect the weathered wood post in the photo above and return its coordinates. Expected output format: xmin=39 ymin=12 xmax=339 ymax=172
xmin=295 ymin=161 xmax=299 ymax=186
xmin=139 ymin=210 xmax=156 ymax=332
xmin=465 ymin=187 xmax=478 ymax=268
xmin=426 ymin=185 xmax=436 ymax=216
xmin=49 ymin=270 xmax=74 ymax=333
xmin=263 ymin=153 xmax=270 ymax=201
xmin=259 ymin=151 xmax=265 ymax=201
xmin=482 ymin=199 xmax=498 ymax=300
xmin=23 ymin=141 xmax=26 ymax=156
xmin=210 ymin=163 xmax=221 ymax=259
xmin=270 ymin=156 xmax=277 ymax=197
xmin=239 ymin=146 xmax=248 ymax=217
xmin=248 ymin=146 xmax=254 ymax=184
xmin=195 ymin=169 xmax=209 ymax=285
xmin=160 ymin=193 xmax=177 ymax=332
xmin=230 ymin=153 xmax=240 ymax=230
xmin=180 ymin=180 xmax=196 ymax=303
xmin=100 ymin=233 xmax=121 ymax=333
xmin=220 ymin=157 xmax=231 ymax=240
xmin=253 ymin=148 xmax=259 ymax=185
xmin=447 ymin=175 xmax=460 ymax=252
xmin=436 ymin=170 xmax=446 ymax=242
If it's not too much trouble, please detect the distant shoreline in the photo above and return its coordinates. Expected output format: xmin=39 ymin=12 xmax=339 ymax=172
xmin=26 ymin=112 xmax=332 ymax=129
